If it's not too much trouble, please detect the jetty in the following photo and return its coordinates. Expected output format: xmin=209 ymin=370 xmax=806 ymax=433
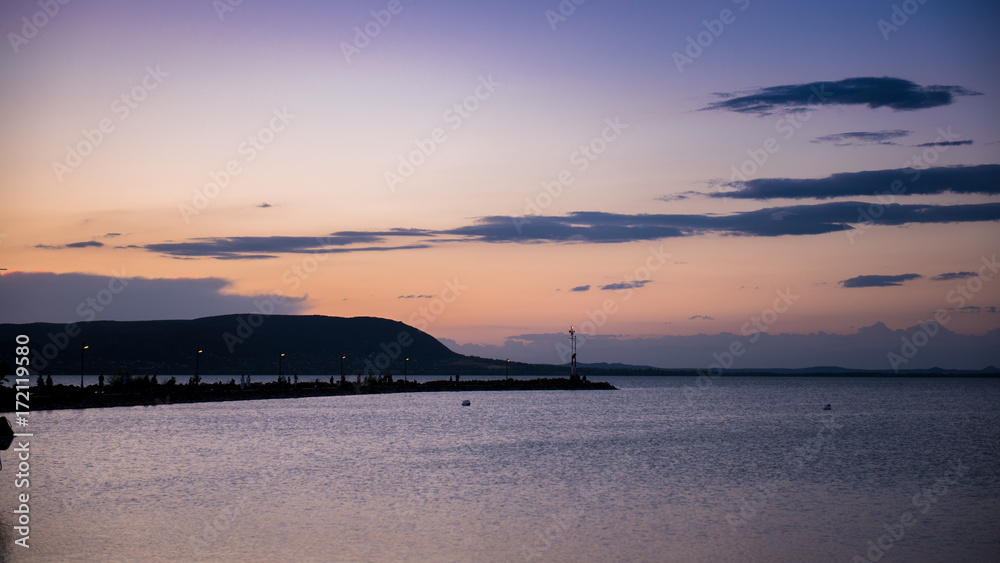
xmin=5 ymin=377 xmax=616 ymax=412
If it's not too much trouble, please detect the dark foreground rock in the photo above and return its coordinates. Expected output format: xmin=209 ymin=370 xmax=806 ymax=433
xmin=3 ymin=378 xmax=616 ymax=411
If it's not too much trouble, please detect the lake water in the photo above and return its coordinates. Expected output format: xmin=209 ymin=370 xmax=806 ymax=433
xmin=4 ymin=376 xmax=999 ymax=562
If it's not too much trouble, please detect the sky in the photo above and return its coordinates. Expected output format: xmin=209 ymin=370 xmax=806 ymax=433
xmin=1 ymin=0 xmax=998 ymax=369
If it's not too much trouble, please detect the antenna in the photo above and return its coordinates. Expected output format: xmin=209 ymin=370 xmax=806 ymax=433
xmin=569 ymin=326 xmax=577 ymax=378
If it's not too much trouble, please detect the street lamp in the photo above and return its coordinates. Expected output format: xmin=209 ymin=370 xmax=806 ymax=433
xmin=404 ymin=357 xmax=408 ymax=381
xmin=279 ymin=352 xmax=285 ymax=379
xmin=196 ymin=349 xmax=203 ymax=377
xmin=506 ymin=358 xmax=509 ymax=377
xmin=81 ymin=344 xmax=89 ymax=388
xmin=341 ymin=354 xmax=345 ymax=377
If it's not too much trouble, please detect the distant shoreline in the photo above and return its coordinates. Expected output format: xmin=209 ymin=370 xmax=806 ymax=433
xmin=4 ymin=377 xmax=617 ymax=412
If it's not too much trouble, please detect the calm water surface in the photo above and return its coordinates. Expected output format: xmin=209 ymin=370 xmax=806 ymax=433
xmin=3 ymin=376 xmax=998 ymax=562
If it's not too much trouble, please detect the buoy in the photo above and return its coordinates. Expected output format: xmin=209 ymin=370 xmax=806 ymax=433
xmin=461 ymin=400 xmax=471 ymax=406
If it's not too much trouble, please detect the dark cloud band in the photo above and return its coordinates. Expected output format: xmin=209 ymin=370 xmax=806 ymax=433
xmin=717 ymin=165 xmax=1000 ymax=200
xmin=704 ymin=77 xmax=981 ymax=115
xmin=840 ymin=274 xmax=922 ymax=288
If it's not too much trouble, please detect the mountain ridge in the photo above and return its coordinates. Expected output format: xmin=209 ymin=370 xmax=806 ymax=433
xmin=1 ymin=315 xmax=997 ymax=376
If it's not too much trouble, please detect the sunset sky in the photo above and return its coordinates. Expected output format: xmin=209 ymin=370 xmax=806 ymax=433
xmin=1 ymin=0 xmax=998 ymax=368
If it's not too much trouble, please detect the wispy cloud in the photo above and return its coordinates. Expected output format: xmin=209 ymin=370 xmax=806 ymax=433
xmin=138 ymin=200 xmax=1000 ymax=260
xmin=954 ymin=306 xmax=997 ymax=314
xmin=704 ymin=77 xmax=981 ymax=115
xmin=397 ymin=294 xmax=433 ymax=299
xmin=840 ymin=274 xmax=922 ymax=288
xmin=716 ymin=165 xmax=1000 ymax=200
xmin=811 ymin=129 xmax=912 ymax=146
xmin=932 ymin=272 xmax=978 ymax=281
xmin=447 ymin=202 xmax=1000 ymax=242
xmin=146 ymin=230 xmax=432 ymax=259
xmin=570 ymin=285 xmax=591 ymax=292
xmin=600 ymin=280 xmax=652 ymax=291
xmin=915 ymin=140 xmax=973 ymax=148
xmin=689 ymin=315 xmax=715 ymax=321
xmin=36 ymin=240 xmax=105 ymax=249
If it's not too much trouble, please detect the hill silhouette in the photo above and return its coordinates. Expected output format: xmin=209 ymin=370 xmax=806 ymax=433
xmin=1 ymin=314 xmax=472 ymax=376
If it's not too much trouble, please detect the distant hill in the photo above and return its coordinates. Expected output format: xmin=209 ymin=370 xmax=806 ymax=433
xmin=0 ymin=314 xmax=471 ymax=376
xmin=1 ymin=315 xmax=997 ymax=377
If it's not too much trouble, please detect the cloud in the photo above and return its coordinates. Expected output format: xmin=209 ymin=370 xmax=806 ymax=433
xmin=445 ymin=202 xmax=1000 ymax=242
xmin=139 ymin=199 xmax=1000 ymax=259
xmin=570 ymin=285 xmax=591 ymax=292
xmin=397 ymin=294 xmax=433 ymax=299
xmin=600 ymin=280 xmax=652 ymax=291
xmin=840 ymin=274 xmax=922 ymax=288
xmin=36 ymin=240 xmax=105 ymax=249
xmin=258 ymin=203 xmax=273 ymax=208
xmin=915 ymin=140 xmax=973 ymax=148
xmin=812 ymin=129 xmax=912 ymax=146
xmin=104 ymin=232 xmax=122 ymax=238
xmin=146 ymin=230 xmax=432 ymax=259
xmin=688 ymin=315 xmax=715 ymax=321
xmin=704 ymin=77 xmax=981 ymax=115
xmin=658 ymin=193 xmax=694 ymax=202
xmin=717 ymin=165 xmax=1000 ymax=200
xmin=445 ymin=214 xmax=687 ymax=243
xmin=0 ymin=272 xmax=308 ymax=324
xmin=932 ymin=272 xmax=978 ymax=281
xmin=954 ymin=306 xmax=997 ymax=314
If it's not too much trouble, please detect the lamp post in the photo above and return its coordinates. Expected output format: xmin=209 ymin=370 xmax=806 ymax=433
xmin=81 ymin=344 xmax=89 ymax=388
xmin=196 ymin=349 xmax=203 ymax=377
xmin=404 ymin=357 xmax=408 ymax=381
xmin=341 ymin=354 xmax=345 ymax=378
xmin=279 ymin=352 xmax=285 ymax=379
xmin=506 ymin=358 xmax=509 ymax=377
